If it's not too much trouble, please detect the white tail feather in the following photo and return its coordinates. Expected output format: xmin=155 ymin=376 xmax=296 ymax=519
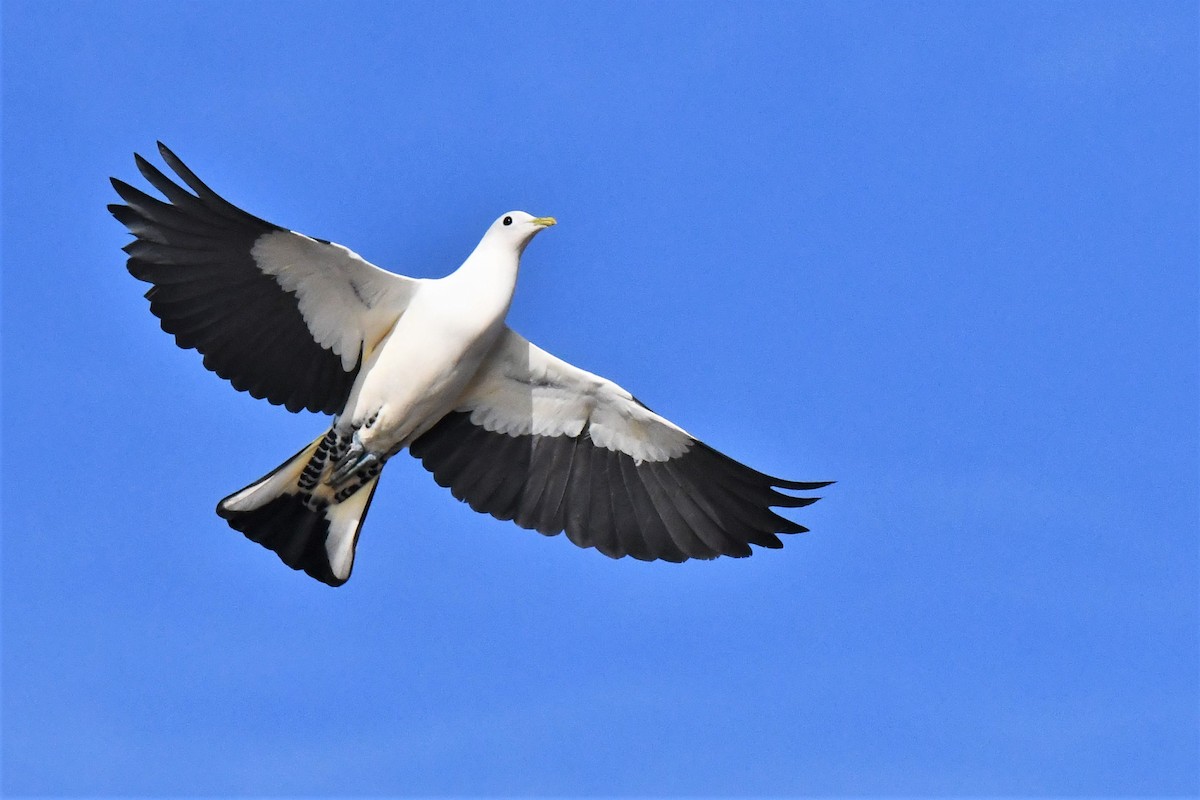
xmin=219 ymin=435 xmax=324 ymax=513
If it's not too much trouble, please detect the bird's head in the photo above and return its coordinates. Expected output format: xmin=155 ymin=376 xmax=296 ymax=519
xmin=485 ymin=211 xmax=557 ymax=255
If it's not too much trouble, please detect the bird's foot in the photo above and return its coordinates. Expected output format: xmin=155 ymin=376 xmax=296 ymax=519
xmin=328 ymin=439 xmax=381 ymax=487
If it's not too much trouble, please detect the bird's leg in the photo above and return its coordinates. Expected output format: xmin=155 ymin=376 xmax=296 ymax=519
xmin=328 ymin=432 xmax=381 ymax=488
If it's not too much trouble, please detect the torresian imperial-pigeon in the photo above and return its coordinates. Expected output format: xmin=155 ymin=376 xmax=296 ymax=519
xmin=110 ymin=143 xmax=831 ymax=586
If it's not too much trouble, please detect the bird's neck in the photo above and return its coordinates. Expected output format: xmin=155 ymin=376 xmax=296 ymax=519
xmin=445 ymin=237 xmax=521 ymax=309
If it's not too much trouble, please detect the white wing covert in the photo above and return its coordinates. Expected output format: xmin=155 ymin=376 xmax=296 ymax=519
xmin=410 ymin=328 xmax=831 ymax=561
xmin=110 ymin=143 xmax=418 ymax=414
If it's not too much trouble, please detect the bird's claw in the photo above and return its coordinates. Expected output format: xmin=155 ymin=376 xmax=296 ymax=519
xmin=328 ymin=441 xmax=380 ymax=487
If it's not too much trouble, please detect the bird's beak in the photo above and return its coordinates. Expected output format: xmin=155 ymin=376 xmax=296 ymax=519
xmin=531 ymin=216 xmax=557 ymax=228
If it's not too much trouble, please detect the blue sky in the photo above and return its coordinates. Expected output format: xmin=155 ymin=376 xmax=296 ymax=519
xmin=2 ymin=1 xmax=1196 ymax=796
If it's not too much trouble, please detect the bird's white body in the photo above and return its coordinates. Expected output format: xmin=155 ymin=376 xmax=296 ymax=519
xmin=341 ymin=230 xmax=522 ymax=454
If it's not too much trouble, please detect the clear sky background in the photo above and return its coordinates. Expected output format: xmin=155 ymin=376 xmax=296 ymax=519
xmin=2 ymin=1 xmax=1197 ymax=796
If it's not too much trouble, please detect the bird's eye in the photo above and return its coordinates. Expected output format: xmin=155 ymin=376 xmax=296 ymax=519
xmin=503 ymin=216 xmax=513 ymax=226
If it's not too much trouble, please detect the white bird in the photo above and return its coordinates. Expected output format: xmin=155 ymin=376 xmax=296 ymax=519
xmin=111 ymin=143 xmax=831 ymax=586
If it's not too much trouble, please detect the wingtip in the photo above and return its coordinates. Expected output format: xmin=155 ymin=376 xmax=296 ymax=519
xmin=790 ymin=495 xmax=823 ymax=508
xmin=776 ymin=479 xmax=835 ymax=490
xmin=156 ymin=141 xmax=182 ymax=169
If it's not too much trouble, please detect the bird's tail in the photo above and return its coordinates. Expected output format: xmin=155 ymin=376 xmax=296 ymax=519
xmin=216 ymin=429 xmax=382 ymax=586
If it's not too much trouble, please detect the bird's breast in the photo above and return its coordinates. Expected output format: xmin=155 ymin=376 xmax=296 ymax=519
xmin=339 ymin=281 xmax=511 ymax=451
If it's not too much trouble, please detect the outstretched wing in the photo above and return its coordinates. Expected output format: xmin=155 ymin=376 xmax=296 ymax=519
xmin=110 ymin=142 xmax=419 ymax=414
xmin=410 ymin=329 xmax=831 ymax=562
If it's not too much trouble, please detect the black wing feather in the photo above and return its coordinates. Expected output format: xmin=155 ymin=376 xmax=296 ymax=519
xmin=111 ymin=143 xmax=359 ymax=414
xmin=410 ymin=411 xmax=829 ymax=562
xmin=639 ymin=461 xmax=713 ymax=560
